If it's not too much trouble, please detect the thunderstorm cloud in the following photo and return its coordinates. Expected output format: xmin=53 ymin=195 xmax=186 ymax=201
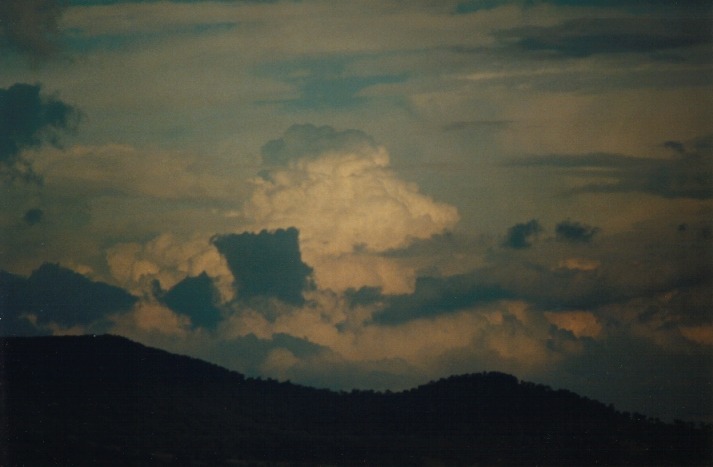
xmin=0 ymin=0 xmax=711 ymax=425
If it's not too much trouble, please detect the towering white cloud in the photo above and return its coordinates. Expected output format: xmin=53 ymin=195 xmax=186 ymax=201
xmin=242 ymin=125 xmax=459 ymax=293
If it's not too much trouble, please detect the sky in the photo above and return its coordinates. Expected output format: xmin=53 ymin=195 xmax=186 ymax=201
xmin=1 ymin=0 xmax=712 ymax=423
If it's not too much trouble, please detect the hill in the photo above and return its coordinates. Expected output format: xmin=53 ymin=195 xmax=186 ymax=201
xmin=2 ymin=334 xmax=711 ymax=465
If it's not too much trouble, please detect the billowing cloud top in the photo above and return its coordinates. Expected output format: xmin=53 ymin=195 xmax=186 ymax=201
xmin=246 ymin=125 xmax=459 ymax=252
xmin=241 ymin=124 xmax=460 ymax=292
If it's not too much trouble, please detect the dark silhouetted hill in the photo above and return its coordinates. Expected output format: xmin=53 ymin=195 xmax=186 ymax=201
xmin=2 ymin=335 xmax=711 ymax=465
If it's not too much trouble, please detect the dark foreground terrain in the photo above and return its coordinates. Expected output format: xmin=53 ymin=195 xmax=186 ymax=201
xmin=1 ymin=335 xmax=711 ymax=465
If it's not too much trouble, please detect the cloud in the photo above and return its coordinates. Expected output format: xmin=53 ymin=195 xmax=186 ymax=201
xmin=544 ymin=310 xmax=603 ymax=339
xmin=106 ymin=233 xmax=234 ymax=301
xmin=555 ymin=220 xmax=599 ymax=243
xmin=261 ymin=123 xmax=378 ymax=166
xmin=259 ymin=57 xmax=407 ymax=109
xmin=502 ymin=219 xmax=541 ymax=249
xmin=373 ymin=212 xmax=712 ymax=325
xmin=679 ymin=324 xmax=713 ymax=346
xmin=209 ymin=332 xmax=334 ymax=382
xmin=5 ymin=209 xmax=702 ymax=421
xmin=23 ymin=208 xmax=44 ymax=226
xmin=160 ymin=272 xmax=223 ymax=330
xmin=216 ymin=287 xmax=563 ymax=387
xmin=110 ymin=301 xmax=191 ymax=338
xmin=373 ymin=274 xmax=513 ymax=325
xmin=555 ymin=257 xmax=601 ymax=272
xmin=0 ymin=0 xmax=68 ymax=59
xmin=0 ymin=263 xmax=137 ymax=333
xmin=0 ymin=0 xmax=708 ymax=426
xmin=509 ymin=138 xmax=713 ymax=199
xmin=0 ymin=83 xmax=80 ymax=183
xmin=212 ymin=227 xmax=314 ymax=306
xmin=249 ymin=125 xmax=459 ymax=256
xmin=495 ymin=17 xmax=712 ymax=58
xmin=33 ymin=143 xmax=242 ymax=201
xmin=335 ymin=300 xmax=561 ymax=386
xmin=244 ymin=124 xmax=459 ymax=292
xmin=310 ymin=253 xmax=419 ymax=296
xmin=539 ymin=216 xmax=710 ymax=309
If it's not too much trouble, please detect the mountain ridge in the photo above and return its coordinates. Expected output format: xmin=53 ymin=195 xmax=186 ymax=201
xmin=2 ymin=334 xmax=711 ymax=465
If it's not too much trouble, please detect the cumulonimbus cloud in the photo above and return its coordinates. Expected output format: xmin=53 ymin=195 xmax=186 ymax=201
xmin=242 ymin=124 xmax=460 ymax=292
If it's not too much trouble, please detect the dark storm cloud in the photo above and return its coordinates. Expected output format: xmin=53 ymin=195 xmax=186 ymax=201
xmin=509 ymin=141 xmax=713 ymax=199
xmin=371 ymin=217 xmax=712 ymax=325
xmin=373 ymin=273 xmax=513 ymax=325
xmin=371 ymin=256 xmax=708 ymax=326
xmin=0 ymin=0 xmax=68 ymax=59
xmin=555 ymin=220 xmax=599 ymax=243
xmin=212 ymin=228 xmax=314 ymax=306
xmin=0 ymin=83 xmax=80 ymax=183
xmin=160 ymin=272 xmax=222 ymax=330
xmin=261 ymin=124 xmax=377 ymax=166
xmin=488 ymin=224 xmax=712 ymax=312
xmin=0 ymin=263 xmax=137 ymax=334
xmin=495 ymin=17 xmax=712 ymax=58
xmin=502 ymin=219 xmax=542 ymax=249
xmin=23 ymin=208 xmax=44 ymax=226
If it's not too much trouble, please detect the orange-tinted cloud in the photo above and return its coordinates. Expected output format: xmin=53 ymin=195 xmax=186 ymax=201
xmin=544 ymin=310 xmax=603 ymax=339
